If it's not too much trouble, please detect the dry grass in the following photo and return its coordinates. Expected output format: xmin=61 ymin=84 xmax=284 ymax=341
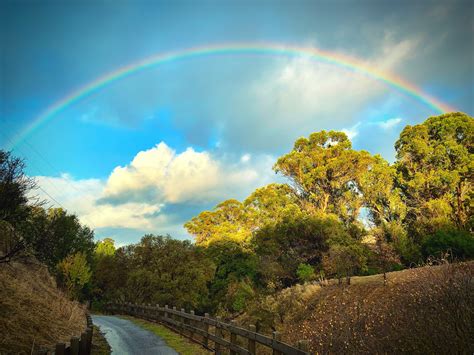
xmin=279 ymin=262 xmax=474 ymax=354
xmin=0 ymin=260 xmax=86 ymax=354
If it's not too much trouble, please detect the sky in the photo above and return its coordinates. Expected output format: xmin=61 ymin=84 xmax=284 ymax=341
xmin=1 ymin=0 xmax=473 ymax=245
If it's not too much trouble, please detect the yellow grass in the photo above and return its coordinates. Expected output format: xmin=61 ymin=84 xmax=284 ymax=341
xmin=0 ymin=260 xmax=87 ymax=353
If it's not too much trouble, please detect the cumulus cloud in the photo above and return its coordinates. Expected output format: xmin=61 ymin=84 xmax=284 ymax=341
xmin=32 ymin=142 xmax=276 ymax=239
xmin=101 ymin=142 xmax=273 ymax=205
xmin=32 ymin=174 xmax=163 ymax=230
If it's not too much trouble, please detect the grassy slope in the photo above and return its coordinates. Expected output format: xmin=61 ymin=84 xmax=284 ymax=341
xmin=0 ymin=261 xmax=86 ymax=353
xmin=120 ymin=315 xmax=211 ymax=355
xmin=277 ymin=262 xmax=473 ymax=354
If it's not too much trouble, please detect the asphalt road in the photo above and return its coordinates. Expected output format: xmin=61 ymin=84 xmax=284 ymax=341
xmin=92 ymin=315 xmax=178 ymax=355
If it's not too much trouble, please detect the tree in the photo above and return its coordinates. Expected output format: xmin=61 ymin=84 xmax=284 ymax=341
xmin=253 ymin=213 xmax=345 ymax=288
xmin=115 ymin=235 xmax=215 ymax=310
xmin=185 ymin=199 xmax=251 ymax=246
xmin=395 ymin=112 xmax=473 ymax=234
xmin=274 ymin=131 xmax=373 ymax=224
xmin=0 ymin=150 xmax=38 ymax=262
xmin=322 ymin=243 xmax=368 ymax=280
xmin=57 ymin=252 xmax=92 ymax=299
xmin=204 ymin=240 xmax=258 ymax=313
xmin=91 ymin=245 xmax=130 ymax=303
xmin=23 ymin=207 xmax=95 ymax=270
xmin=0 ymin=150 xmax=37 ymax=224
xmin=244 ymin=183 xmax=302 ymax=230
xmin=95 ymin=238 xmax=115 ymax=257
xmin=360 ymin=155 xmax=406 ymax=226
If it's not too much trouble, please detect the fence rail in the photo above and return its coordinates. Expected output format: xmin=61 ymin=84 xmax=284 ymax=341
xmin=34 ymin=314 xmax=94 ymax=355
xmin=105 ymin=302 xmax=309 ymax=355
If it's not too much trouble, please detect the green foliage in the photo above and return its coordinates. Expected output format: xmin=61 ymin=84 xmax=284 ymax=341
xmin=184 ymin=199 xmax=251 ymax=246
xmin=93 ymin=235 xmax=215 ymax=310
xmin=422 ymin=228 xmax=474 ymax=260
xmin=395 ymin=112 xmax=473 ymax=235
xmin=253 ymin=213 xmax=345 ymax=287
xmin=185 ymin=184 xmax=303 ymax=247
xmin=244 ymin=183 xmax=302 ymax=228
xmin=57 ymin=252 xmax=92 ymax=299
xmin=0 ymin=150 xmax=36 ymax=226
xmin=273 ymin=130 xmax=374 ymax=224
xmin=360 ymin=155 xmax=407 ymax=225
xmin=228 ymin=278 xmax=255 ymax=312
xmin=323 ymin=235 xmax=369 ymax=277
xmin=204 ymin=240 xmax=257 ymax=313
xmin=95 ymin=238 xmax=115 ymax=257
xmin=296 ymin=263 xmax=315 ymax=283
xmin=22 ymin=207 xmax=95 ymax=270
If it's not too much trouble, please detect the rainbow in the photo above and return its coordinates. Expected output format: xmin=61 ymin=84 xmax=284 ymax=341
xmin=8 ymin=42 xmax=456 ymax=149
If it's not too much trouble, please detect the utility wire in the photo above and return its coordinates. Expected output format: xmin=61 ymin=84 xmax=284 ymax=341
xmin=0 ymin=131 xmax=98 ymax=230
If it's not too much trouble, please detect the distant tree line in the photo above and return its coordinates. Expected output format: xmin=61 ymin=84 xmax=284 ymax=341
xmin=1 ymin=112 xmax=473 ymax=316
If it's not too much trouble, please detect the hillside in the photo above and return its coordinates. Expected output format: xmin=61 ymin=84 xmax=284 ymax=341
xmin=246 ymin=262 xmax=473 ymax=354
xmin=0 ymin=260 xmax=87 ymax=353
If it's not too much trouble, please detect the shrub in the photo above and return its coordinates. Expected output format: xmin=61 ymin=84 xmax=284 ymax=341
xmin=296 ymin=263 xmax=315 ymax=283
xmin=422 ymin=228 xmax=474 ymax=260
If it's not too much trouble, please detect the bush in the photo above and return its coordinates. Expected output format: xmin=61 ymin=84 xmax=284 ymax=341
xmin=296 ymin=263 xmax=315 ymax=283
xmin=422 ymin=228 xmax=474 ymax=260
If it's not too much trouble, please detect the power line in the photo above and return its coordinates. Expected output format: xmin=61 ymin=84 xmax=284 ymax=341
xmin=0 ymin=131 xmax=98 ymax=230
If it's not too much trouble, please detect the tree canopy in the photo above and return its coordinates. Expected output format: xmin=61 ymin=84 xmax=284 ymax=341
xmin=395 ymin=112 xmax=473 ymax=235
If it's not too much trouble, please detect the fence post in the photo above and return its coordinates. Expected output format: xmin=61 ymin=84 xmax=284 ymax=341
xmin=230 ymin=320 xmax=237 ymax=355
xmin=86 ymin=327 xmax=93 ymax=355
xmin=80 ymin=331 xmax=88 ymax=354
xmin=189 ymin=310 xmax=195 ymax=340
xmin=181 ymin=308 xmax=187 ymax=337
xmin=203 ymin=313 xmax=210 ymax=348
xmin=55 ymin=343 xmax=66 ymax=355
xmin=70 ymin=336 xmax=80 ymax=355
xmin=155 ymin=304 xmax=161 ymax=321
xmin=164 ymin=305 xmax=169 ymax=321
xmin=272 ymin=331 xmax=281 ymax=355
xmin=248 ymin=324 xmax=256 ymax=355
xmin=215 ymin=316 xmax=223 ymax=355
xmin=172 ymin=306 xmax=180 ymax=334
xmin=297 ymin=340 xmax=309 ymax=353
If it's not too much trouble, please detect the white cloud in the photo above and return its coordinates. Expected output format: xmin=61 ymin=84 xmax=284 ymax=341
xmin=218 ymin=39 xmax=420 ymax=152
xmin=342 ymin=122 xmax=361 ymax=140
xmin=102 ymin=142 xmax=272 ymax=205
xmin=31 ymin=142 xmax=275 ymax=238
xmin=376 ymin=117 xmax=403 ymax=130
xmin=240 ymin=154 xmax=251 ymax=163
xmin=31 ymin=174 xmax=164 ymax=230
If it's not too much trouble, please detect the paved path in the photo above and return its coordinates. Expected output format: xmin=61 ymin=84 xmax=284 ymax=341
xmin=92 ymin=315 xmax=178 ymax=355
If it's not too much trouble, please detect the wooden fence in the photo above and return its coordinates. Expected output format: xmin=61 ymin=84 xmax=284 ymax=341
xmin=34 ymin=314 xmax=94 ymax=355
xmin=105 ymin=302 xmax=309 ymax=355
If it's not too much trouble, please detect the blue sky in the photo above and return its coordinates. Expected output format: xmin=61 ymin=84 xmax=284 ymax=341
xmin=1 ymin=0 xmax=473 ymax=245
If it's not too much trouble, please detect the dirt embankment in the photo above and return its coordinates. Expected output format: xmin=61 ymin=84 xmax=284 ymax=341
xmin=0 ymin=260 xmax=86 ymax=353
xmin=264 ymin=262 xmax=473 ymax=354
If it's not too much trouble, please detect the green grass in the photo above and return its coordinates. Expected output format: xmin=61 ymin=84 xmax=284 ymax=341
xmin=91 ymin=325 xmax=111 ymax=355
xmin=120 ymin=316 xmax=210 ymax=355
